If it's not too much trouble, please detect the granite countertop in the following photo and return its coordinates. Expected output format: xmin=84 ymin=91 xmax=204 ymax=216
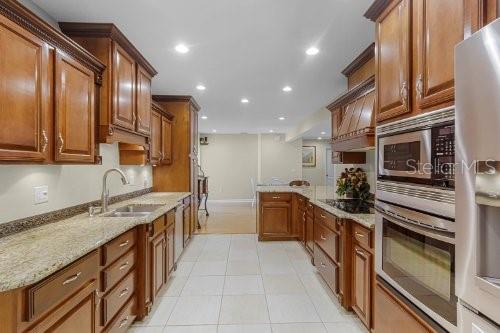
xmin=0 ymin=192 xmax=190 ymax=292
xmin=256 ymin=185 xmax=375 ymax=229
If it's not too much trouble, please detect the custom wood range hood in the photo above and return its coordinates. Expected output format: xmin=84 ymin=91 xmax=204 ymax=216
xmin=327 ymin=44 xmax=375 ymax=163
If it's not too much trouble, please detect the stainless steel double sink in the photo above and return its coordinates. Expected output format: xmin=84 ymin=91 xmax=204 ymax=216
xmin=102 ymin=204 xmax=164 ymax=218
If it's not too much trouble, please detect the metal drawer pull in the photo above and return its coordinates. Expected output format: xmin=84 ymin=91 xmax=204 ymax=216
xmin=119 ymin=288 xmax=129 ymax=298
xmin=355 ymin=232 xmax=365 ymax=238
xmin=118 ymin=316 xmax=129 ymax=328
xmin=272 ymin=196 xmax=280 ymax=199
xmin=119 ymin=240 xmax=129 ymax=247
xmin=320 ymin=262 xmax=326 ymax=268
xmin=355 ymin=249 xmax=365 ymax=256
xmin=320 ymin=214 xmax=326 ymax=219
xmin=320 ymin=235 xmax=326 ymax=241
xmin=119 ymin=262 xmax=130 ymax=270
xmin=62 ymin=272 xmax=82 ymax=285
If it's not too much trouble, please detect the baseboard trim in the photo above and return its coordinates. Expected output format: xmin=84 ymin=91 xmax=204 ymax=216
xmin=207 ymin=199 xmax=254 ymax=204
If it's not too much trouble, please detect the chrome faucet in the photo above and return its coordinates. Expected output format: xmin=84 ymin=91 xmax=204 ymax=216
xmin=101 ymin=168 xmax=129 ymax=213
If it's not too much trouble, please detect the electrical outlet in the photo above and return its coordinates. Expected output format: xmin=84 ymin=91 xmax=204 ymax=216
xmin=33 ymin=185 xmax=48 ymax=204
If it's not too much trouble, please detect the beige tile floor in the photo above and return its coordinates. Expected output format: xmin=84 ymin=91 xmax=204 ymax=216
xmin=196 ymin=202 xmax=257 ymax=234
xmin=130 ymin=234 xmax=368 ymax=333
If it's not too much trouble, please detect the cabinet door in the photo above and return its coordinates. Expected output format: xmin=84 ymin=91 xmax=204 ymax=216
xmin=161 ymin=116 xmax=172 ymax=165
xmin=376 ymin=0 xmax=411 ymax=123
xmin=352 ymin=244 xmax=371 ymax=328
xmin=55 ymin=51 xmax=95 ymax=163
xmin=150 ymin=111 xmax=162 ymax=164
xmin=306 ymin=215 xmax=314 ymax=253
xmin=151 ymin=233 xmax=165 ymax=299
xmin=0 ymin=15 xmax=51 ymax=162
xmin=112 ymin=42 xmax=136 ymax=131
xmin=166 ymin=224 xmax=175 ymax=277
xmin=375 ymin=281 xmax=435 ymax=333
xmin=183 ymin=204 xmax=191 ymax=246
xmin=136 ymin=65 xmax=152 ymax=135
xmin=261 ymin=203 xmax=291 ymax=236
xmin=413 ymin=0 xmax=464 ymax=112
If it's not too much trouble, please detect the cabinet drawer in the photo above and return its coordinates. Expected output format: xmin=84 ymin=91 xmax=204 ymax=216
xmin=26 ymin=251 xmax=98 ymax=320
xmin=102 ymin=271 xmax=135 ymax=326
xmin=260 ymin=192 xmax=292 ymax=202
xmin=314 ymin=221 xmax=338 ymax=263
xmin=353 ymin=223 xmax=371 ymax=249
xmin=314 ymin=206 xmax=336 ymax=230
xmin=166 ymin=209 xmax=175 ymax=228
xmin=151 ymin=215 xmax=166 ymax=237
xmin=314 ymin=246 xmax=338 ymax=293
xmin=106 ymin=296 xmax=136 ymax=333
xmin=101 ymin=249 xmax=135 ymax=293
xmin=102 ymin=229 xmax=136 ymax=266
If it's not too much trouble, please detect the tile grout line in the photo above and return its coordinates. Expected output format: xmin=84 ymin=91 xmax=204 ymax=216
xmin=257 ymin=239 xmax=274 ymax=330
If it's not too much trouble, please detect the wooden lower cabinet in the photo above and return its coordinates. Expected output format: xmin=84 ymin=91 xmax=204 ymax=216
xmin=151 ymin=232 xmax=166 ymax=300
xmin=352 ymin=244 xmax=372 ymax=328
xmin=166 ymin=223 xmax=175 ymax=277
xmin=305 ymin=202 xmax=314 ymax=254
xmin=258 ymin=192 xmax=296 ymax=241
xmin=374 ymin=280 xmax=438 ymax=333
xmin=183 ymin=203 xmax=191 ymax=246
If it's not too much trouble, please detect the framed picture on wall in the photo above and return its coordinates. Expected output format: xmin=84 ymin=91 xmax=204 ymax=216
xmin=302 ymin=146 xmax=316 ymax=167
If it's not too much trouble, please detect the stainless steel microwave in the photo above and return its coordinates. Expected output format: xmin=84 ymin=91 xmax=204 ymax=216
xmin=377 ymin=108 xmax=455 ymax=189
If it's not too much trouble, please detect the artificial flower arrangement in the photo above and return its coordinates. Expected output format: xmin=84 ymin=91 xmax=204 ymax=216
xmin=336 ymin=167 xmax=370 ymax=200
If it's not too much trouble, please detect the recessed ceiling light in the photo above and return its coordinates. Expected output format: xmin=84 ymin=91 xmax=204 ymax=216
xmin=196 ymin=84 xmax=206 ymax=91
xmin=318 ymin=137 xmax=322 ymax=140
xmin=306 ymin=47 xmax=319 ymax=56
xmin=269 ymin=130 xmax=274 ymax=133
xmin=212 ymin=129 xmax=217 ymax=133
xmin=201 ymin=115 xmax=208 ymax=120
xmin=278 ymin=116 xmax=286 ymax=121
xmin=241 ymin=98 xmax=249 ymax=104
xmin=175 ymin=44 xmax=189 ymax=54
xmin=282 ymin=86 xmax=292 ymax=92
xmin=321 ymin=131 xmax=326 ymax=135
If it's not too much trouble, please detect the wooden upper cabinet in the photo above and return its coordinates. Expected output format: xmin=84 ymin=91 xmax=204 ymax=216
xmin=413 ymin=0 xmax=464 ymax=112
xmin=55 ymin=51 xmax=95 ymax=163
xmin=112 ymin=42 xmax=136 ymax=131
xmin=375 ymin=0 xmax=411 ymax=123
xmin=60 ymin=23 xmax=157 ymax=145
xmin=161 ymin=117 xmax=173 ymax=165
xmin=150 ymin=110 xmax=162 ymax=165
xmin=0 ymin=15 xmax=51 ymax=162
xmin=0 ymin=2 xmax=104 ymax=164
xmin=136 ymin=66 xmax=152 ymax=136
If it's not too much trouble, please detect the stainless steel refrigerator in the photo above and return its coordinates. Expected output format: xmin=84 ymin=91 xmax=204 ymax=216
xmin=456 ymin=18 xmax=500 ymax=333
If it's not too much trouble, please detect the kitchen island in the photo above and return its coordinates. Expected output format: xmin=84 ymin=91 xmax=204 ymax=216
xmin=256 ymin=185 xmax=375 ymax=330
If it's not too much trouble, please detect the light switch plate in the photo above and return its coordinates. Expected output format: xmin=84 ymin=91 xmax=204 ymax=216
xmin=33 ymin=185 xmax=48 ymax=204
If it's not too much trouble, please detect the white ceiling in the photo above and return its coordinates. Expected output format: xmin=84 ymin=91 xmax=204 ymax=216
xmin=33 ymin=0 xmax=374 ymax=135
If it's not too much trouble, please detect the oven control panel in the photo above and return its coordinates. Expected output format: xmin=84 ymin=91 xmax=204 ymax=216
xmin=432 ymin=124 xmax=455 ymax=188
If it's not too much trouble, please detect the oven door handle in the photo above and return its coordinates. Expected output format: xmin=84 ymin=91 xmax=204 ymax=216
xmin=376 ymin=207 xmax=455 ymax=244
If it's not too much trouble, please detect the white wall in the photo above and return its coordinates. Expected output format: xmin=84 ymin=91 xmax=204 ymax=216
xmin=259 ymin=134 xmax=302 ymax=185
xmin=199 ymin=134 xmax=302 ymax=200
xmin=18 ymin=0 xmax=60 ymax=29
xmin=199 ymin=134 xmax=258 ymax=200
xmin=0 ymin=144 xmax=152 ymax=224
xmin=302 ymin=140 xmax=330 ymax=186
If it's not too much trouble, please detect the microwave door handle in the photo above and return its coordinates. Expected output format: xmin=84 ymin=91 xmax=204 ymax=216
xmin=376 ymin=208 xmax=455 ymax=245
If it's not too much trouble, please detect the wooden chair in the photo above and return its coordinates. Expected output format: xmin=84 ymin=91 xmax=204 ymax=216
xmin=289 ymin=180 xmax=310 ymax=187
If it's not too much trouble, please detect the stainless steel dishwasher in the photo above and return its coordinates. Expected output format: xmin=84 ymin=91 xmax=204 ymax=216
xmin=174 ymin=202 xmax=184 ymax=263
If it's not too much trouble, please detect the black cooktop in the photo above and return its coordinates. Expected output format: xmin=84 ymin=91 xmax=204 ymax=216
xmin=319 ymin=199 xmax=372 ymax=214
